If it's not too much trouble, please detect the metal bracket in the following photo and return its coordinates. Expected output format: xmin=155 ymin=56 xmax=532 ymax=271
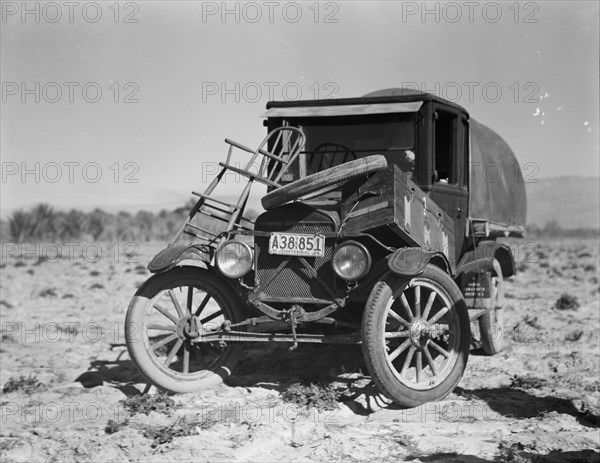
xmin=284 ymin=305 xmax=305 ymax=351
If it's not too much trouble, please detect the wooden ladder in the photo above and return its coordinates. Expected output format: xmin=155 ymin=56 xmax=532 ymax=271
xmin=169 ymin=126 xmax=305 ymax=248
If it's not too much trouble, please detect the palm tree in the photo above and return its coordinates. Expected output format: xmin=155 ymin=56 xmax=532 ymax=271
xmin=59 ymin=209 xmax=87 ymax=240
xmin=135 ymin=210 xmax=155 ymax=241
xmin=86 ymin=209 xmax=109 ymax=240
xmin=8 ymin=210 xmax=33 ymax=241
xmin=30 ymin=204 xmax=58 ymax=240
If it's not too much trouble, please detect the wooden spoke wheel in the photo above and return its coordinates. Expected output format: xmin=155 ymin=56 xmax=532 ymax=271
xmin=125 ymin=267 xmax=244 ymax=393
xmin=362 ymin=265 xmax=471 ymax=407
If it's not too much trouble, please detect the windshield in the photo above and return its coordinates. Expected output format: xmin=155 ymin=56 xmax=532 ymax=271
xmin=275 ymin=113 xmax=417 ymax=179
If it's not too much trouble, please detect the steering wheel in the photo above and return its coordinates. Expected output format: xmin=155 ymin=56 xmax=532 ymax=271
xmin=309 ymin=143 xmax=358 ymax=173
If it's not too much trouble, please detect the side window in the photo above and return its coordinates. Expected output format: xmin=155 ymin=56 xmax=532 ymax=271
xmin=433 ymin=110 xmax=457 ymax=184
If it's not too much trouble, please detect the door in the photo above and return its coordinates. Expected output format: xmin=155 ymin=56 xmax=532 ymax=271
xmin=428 ymin=106 xmax=469 ymax=258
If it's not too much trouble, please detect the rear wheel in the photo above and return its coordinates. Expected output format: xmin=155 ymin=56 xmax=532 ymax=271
xmin=125 ymin=267 xmax=244 ymax=393
xmin=361 ymin=265 xmax=470 ymax=407
xmin=478 ymin=259 xmax=505 ymax=355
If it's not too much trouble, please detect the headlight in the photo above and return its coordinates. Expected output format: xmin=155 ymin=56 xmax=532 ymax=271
xmin=216 ymin=240 xmax=253 ymax=278
xmin=332 ymin=241 xmax=372 ymax=281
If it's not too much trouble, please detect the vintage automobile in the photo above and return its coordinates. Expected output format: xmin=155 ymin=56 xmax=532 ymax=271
xmin=125 ymin=88 xmax=527 ymax=406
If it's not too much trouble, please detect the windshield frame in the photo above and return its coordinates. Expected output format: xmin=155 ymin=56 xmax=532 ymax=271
xmin=269 ymin=112 xmax=419 ymax=181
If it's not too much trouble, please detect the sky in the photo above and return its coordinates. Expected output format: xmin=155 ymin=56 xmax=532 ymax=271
xmin=1 ymin=0 xmax=598 ymax=217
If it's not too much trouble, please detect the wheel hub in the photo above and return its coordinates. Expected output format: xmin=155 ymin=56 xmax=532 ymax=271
xmin=176 ymin=315 xmax=201 ymax=340
xmin=409 ymin=319 xmax=431 ymax=349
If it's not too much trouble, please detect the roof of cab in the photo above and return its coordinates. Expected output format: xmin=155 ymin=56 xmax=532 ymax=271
xmin=265 ymin=87 xmax=469 ymax=115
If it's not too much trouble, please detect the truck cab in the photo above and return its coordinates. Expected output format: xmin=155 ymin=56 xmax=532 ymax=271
xmin=263 ymin=88 xmax=525 ymax=263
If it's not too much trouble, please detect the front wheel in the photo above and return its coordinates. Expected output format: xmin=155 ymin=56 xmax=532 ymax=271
xmin=361 ymin=265 xmax=471 ymax=407
xmin=125 ymin=266 xmax=245 ymax=393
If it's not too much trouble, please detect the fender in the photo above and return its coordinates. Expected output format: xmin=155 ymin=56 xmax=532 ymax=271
xmin=457 ymin=241 xmax=516 ymax=278
xmin=388 ymin=247 xmax=451 ymax=277
xmin=354 ymin=247 xmax=450 ymax=300
xmin=147 ymin=244 xmax=211 ymax=274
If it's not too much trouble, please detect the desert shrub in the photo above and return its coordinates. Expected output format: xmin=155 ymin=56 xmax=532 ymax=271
xmin=536 ymin=249 xmax=547 ymax=260
xmin=495 ymin=441 xmax=532 ymax=463
xmin=564 ymin=330 xmax=584 ymax=342
xmin=550 ymin=267 xmax=563 ymax=277
xmin=120 ymin=393 xmax=176 ymax=416
xmin=0 ymin=437 xmax=21 ymax=453
xmin=143 ymin=416 xmax=214 ymax=448
xmin=135 ymin=265 xmax=147 ymax=275
xmin=33 ymin=256 xmax=49 ymax=266
xmin=553 ymin=293 xmax=580 ymax=311
xmin=0 ymin=300 xmax=14 ymax=309
xmin=524 ymin=315 xmax=541 ymax=329
xmin=281 ymin=382 xmax=341 ymax=411
xmin=583 ymin=264 xmax=597 ymax=272
xmin=512 ymin=315 xmax=542 ymax=343
xmin=518 ymin=314 xmax=541 ymax=330
xmin=90 ymin=270 xmax=100 ymax=277
xmin=105 ymin=418 xmax=129 ymax=435
xmin=516 ymin=261 xmax=528 ymax=272
xmin=509 ymin=375 xmax=546 ymax=390
xmin=59 ymin=324 xmax=79 ymax=338
xmin=90 ymin=283 xmax=104 ymax=290
xmin=1 ymin=333 xmax=17 ymax=343
xmin=2 ymin=375 xmax=46 ymax=394
xmin=38 ymin=288 xmax=57 ymax=298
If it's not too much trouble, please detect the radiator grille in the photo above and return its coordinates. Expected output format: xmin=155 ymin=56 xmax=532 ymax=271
xmin=255 ymin=223 xmax=336 ymax=301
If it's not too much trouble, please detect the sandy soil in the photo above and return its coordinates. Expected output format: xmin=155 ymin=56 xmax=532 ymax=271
xmin=0 ymin=237 xmax=598 ymax=462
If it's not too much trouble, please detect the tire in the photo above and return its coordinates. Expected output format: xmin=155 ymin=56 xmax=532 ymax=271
xmin=361 ymin=265 xmax=471 ymax=407
xmin=125 ymin=266 xmax=245 ymax=393
xmin=261 ymin=155 xmax=388 ymax=210
xmin=479 ymin=259 xmax=505 ymax=355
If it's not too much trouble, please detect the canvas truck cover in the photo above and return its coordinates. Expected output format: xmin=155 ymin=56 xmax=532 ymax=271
xmin=469 ymin=119 xmax=527 ymax=231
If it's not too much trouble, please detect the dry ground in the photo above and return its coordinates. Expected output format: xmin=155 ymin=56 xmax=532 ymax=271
xmin=0 ymin=237 xmax=598 ymax=462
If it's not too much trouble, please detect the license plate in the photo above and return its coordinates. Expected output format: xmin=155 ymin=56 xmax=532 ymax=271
xmin=268 ymin=233 xmax=325 ymax=257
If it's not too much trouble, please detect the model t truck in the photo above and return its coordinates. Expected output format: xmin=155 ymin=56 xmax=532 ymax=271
xmin=125 ymin=88 xmax=526 ymax=407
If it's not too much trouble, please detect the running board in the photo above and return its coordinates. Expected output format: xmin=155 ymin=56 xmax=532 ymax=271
xmin=194 ymin=330 xmax=361 ymax=345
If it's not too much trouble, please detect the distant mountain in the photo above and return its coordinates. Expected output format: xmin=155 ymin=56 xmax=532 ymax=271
xmin=525 ymin=177 xmax=599 ymax=229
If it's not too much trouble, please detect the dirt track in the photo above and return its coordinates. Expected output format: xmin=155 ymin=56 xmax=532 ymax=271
xmin=1 ymin=237 xmax=598 ymax=462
